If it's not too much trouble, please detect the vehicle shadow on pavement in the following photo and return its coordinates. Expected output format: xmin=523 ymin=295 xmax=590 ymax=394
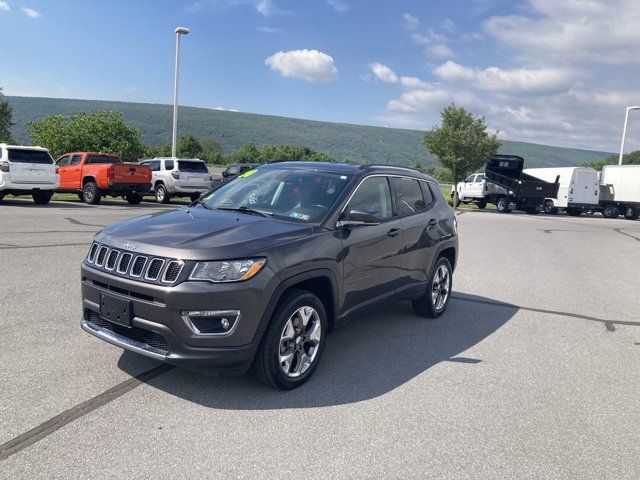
xmin=117 ymin=292 xmax=516 ymax=408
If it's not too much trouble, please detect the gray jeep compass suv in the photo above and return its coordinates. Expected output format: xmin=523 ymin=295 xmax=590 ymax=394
xmin=81 ymin=162 xmax=458 ymax=389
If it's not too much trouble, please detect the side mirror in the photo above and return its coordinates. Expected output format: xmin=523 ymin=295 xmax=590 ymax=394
xmin=337 ymin=208 xmax=381 ymax=227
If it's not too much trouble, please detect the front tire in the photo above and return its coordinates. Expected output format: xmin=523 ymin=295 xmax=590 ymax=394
xmin=32 ymin=191 xmax=53 ymax=205
xmin=543 ymin=200 xmax=557 ymax=215
xmin=624 ymin=206 xmax=639 ymax=220
xmin=496 ymin=197 xmax=510 ymax=213
xmin=602 ymin=205 xmax=619 ymax=219
xmin=155 ymin=184 xmax=171 ymax=204
xmin=252 ymin=289 xmax=327 ymax=390
xmin=82 ymin=182 xmax=102 ymax=205
xmin=412 ymin=256 xmax=453 ymax=319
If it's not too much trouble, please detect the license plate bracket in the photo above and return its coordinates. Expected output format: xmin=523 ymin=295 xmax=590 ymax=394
xmin=100 ymin=294 xmax=132 ymax=327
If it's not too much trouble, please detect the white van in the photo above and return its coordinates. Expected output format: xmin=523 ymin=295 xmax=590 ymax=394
xmin=599 ymin=164 xmax=640 ymax=220
xmin=140 ymin=157 xmax=214 ymax=204
xmin=524 ymin=167 xmax=599 ymax=216
xmin=0 ymin=144 xmax=59 ymax=204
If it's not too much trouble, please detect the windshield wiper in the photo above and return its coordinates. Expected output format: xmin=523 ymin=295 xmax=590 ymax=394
xmin=191 ymin=198 xmax=211 ymax=210
xmin=217 ymin=206 xmax=273 ymax=217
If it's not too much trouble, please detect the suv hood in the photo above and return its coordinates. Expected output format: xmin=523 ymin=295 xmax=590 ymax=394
xmin=96 ymin=207 xmax=313 ymax=260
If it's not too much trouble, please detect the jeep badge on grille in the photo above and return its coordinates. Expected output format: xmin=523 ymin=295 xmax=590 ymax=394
xmin=123 ymin=241 xmax=139 ymax=250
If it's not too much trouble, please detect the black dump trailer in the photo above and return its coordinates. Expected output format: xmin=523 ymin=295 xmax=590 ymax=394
xmin=484 ymin=155 xmax=560 ymax=214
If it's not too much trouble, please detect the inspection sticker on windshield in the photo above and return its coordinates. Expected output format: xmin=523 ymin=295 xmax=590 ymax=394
xmin=290 ymin=212 xmax=310 ymax=221
xmin=239 ymin=169 xmax=258 ymax=178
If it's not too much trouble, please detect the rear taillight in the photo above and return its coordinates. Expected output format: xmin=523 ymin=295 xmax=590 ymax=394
xmin=0 ymin=161 xmax=10 ymax=172
xmin=171 ymin=171 xmax=180 ymax=180
xmin=107 ymin=166 xmax=114 ymax=181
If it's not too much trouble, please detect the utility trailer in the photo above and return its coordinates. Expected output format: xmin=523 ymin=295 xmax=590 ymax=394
xmin=484 ymin=155 xmax=560 ymax=214
xmin=523 ymin=167 xmax=600 ymax=216
xmin=599 ymin=164 xmax=640 ymax=220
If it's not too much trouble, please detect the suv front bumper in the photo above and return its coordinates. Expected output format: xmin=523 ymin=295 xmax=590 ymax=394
xmin=80 ymin=262 xmax=278 ymax=373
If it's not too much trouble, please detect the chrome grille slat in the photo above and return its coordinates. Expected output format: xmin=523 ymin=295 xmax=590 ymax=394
xmin=105 ymin=249 xmax=120 ymax=271
xmin=87 ymin=243 xmax=99 ymax=263
xmin=145 ymin=258 xmax=165 ymax=281
xmin=130 ymin=256 xmax=148 ymax=278
xmin=95 ymin=246 xmax=109 ymax=267
xmin=117 ymin=252 xmax=133 ymax=274
xmin=162 ymin=260 xmax=185 ymax=283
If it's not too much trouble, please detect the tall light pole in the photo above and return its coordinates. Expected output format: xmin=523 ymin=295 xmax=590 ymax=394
xmin=618 ymin=105 xmax=640 ymax=165
xmin=172 ymin=27 xmax=190 ymax=158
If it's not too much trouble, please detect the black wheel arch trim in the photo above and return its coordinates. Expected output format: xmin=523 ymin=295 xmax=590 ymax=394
xmin=252 ymin=268 xmax=340 ymax=346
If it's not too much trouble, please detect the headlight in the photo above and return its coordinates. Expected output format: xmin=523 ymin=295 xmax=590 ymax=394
xmin=190 ymin=258 xmax=266 ymax=283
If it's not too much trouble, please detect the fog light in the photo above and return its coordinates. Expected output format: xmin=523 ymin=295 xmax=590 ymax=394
xmin=181 ymin=310 xmax=241 ymax=336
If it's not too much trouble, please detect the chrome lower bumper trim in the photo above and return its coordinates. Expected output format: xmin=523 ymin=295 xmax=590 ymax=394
xmin=81 ymin=320 xmax=169 ymax=360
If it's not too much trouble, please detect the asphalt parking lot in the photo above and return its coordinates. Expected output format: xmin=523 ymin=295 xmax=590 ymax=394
xmin=1 ymin=199 xmax=639 ymax=479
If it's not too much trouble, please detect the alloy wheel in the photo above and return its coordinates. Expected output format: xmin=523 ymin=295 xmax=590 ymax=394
xmin=431 ymin=264 xmax=450 ymax=311
xmin=278 ymin=306 xmax=322 ymax=378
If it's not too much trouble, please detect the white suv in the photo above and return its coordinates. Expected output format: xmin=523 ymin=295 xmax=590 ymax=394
xmin=0 ymin=144 xmax=59 ymax=205
xmin=140 ymin=157 xmax=214 ymax=204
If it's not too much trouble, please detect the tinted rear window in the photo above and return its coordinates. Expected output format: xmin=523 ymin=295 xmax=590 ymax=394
xmin=178 ymin=161 xmax=208 ymax=173
xmin=390 ymin=177 xmax=427 ymax=216
xmin=86 ymin=155 xmax=122 ymax=164
xmin=7 ymin=149 xmax=53 ymax=164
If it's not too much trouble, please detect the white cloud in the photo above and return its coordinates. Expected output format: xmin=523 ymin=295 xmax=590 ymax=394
xmin=256 ymin=26 xmax=283 ymax=34
xmin=433 ymin=60 xmax=576 ymax=96
xmin=484 ymin=0 xmax=640 ymax=65
xmin=188 ymin=0 xmax=283 ymax=17
xmin=265 ymin=49 xmax=338 ymax=84
xmin=327 ymin=0 xmax=349 ymax=13
xmin=402 ymin=13 xmax=420 ymax=31
xmin=0 ymin=2 xmax=10 ymax=12
xmin=21 ymin=6 xmax=41 ymax=18
xmin=426 ymin=44 xmax=454 ymax=59
xmin=442 ymin=19 xmax=456 ymax=33
xmin=369 ymin=62 xmax=398 ymax=84
xmin=214 ymin=106 xmax=239 ymax=112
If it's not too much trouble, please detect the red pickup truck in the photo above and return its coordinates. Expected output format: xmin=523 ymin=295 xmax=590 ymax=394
xmin=56 ymin=152 xmax=151 ymax=204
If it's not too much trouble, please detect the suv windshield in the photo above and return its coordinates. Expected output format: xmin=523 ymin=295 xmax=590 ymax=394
xmin=178 ymin=161 xmax=208 ymax=173
xmin=7 ymin=149 xmax=54 ymax=164
xmin=202 ymin=168 xmax=352 ymax=223
xmin=86 ymin=155 xmax=121 ymax=164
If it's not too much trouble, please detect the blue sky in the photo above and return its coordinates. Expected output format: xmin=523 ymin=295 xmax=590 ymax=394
xmin=1 ymin=0 xmax=639 ymax=152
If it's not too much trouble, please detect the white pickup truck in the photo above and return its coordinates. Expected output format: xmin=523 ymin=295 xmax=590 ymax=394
xmin=451 ymin=172 xmax=505 ymax=209
xmin=0 ymin=144 xmax=59 ymax=204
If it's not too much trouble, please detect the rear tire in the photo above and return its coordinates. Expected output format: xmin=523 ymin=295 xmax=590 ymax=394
xmin=496 ymin=197 xmax=510 ymax=213
xmin=82 ymin=182 xmax=102 ymax=205
xmin=155 ymin=184 xmax=171 ymax=204
xmin=412 ymin=256 xmax=453 ymax=319
xmin=32 ymin=191 xmax=53 ymax=205
xmin=602 ymin=205 xmax=619 ymax=219
xmin=543 ymin=200 xmax=557 ymax=215
xmin=126 ymin=193 xmax=142 ymax=205
xmin=252 ymin=289 xmax=327 ymax=390
xmin=476 ymin=201 xmax=487 ymax=209
xmin=624 ymin=206 xmax=639 ymax=220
